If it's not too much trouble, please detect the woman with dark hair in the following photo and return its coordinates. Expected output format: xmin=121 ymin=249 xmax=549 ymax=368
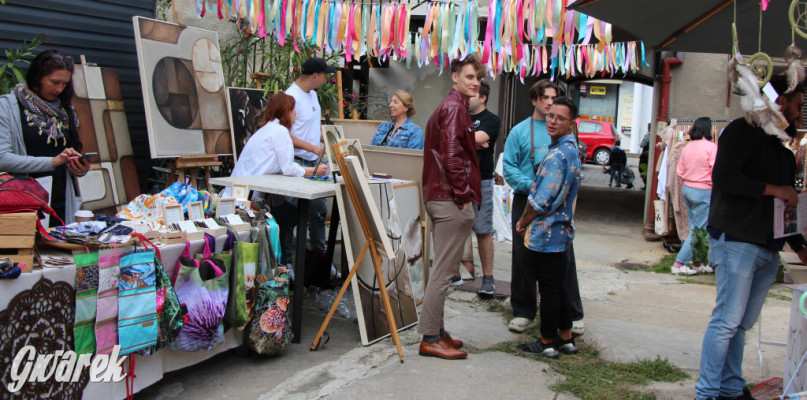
xmin=672 ymin=117 xmax=717 ymax=275
xmin=0 ymin=49 xmax=90 ymax=225
xmin=225 ymin=93 xmax=327 ymax=266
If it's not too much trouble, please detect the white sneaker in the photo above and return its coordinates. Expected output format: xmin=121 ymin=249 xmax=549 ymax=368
xmin=695 ymin=264 xmax=713 ymax=274
xmin=330 ymin=264 xmax=341 ymax=280
xmin=571 ymin=320 xmax=585 ymax=336
xmin=508 ymin=317 xmax=537 ymax=333
xmin=671 ymin=265 xmax=698 ymax=275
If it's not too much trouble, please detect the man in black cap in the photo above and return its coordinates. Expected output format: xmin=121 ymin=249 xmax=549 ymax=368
xmin=284 ymin=57 xmax=338 ymax=276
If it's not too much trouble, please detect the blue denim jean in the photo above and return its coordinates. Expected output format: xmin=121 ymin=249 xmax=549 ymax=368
xmin=694 ymin=234 xmax=780 ymax=399
xmin=676 ymin=186 xmax=712 ymax=264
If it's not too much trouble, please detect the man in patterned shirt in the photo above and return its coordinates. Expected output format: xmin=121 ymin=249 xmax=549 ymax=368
xmin=514 ymin=97 xmax=582 ymax=359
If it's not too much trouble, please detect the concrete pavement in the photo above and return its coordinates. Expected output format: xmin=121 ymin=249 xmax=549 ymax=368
xmin=137 ymin=177 xmax=794 ymax=400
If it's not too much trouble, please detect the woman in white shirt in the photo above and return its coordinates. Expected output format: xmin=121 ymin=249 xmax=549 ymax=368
xmin=230 ymin=93 xmax=326 ymax=180
xmin=227 ymin=93 xmax=326 ymax=266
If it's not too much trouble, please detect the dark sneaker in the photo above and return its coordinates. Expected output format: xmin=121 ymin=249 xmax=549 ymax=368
xmin=556 ymin=337 xmax=579 ymax=355
xmin=450 ymin=275 xmax=463 ymax=286
xmin=517 ymin=339 xmax=559 ymax=359
xmin=479 ymin=276 xmax=495 ymax=295
xmin=717 ymin=387 xmax=756 ymax=400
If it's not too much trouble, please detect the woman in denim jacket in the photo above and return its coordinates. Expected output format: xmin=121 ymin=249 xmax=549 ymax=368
xmin=370 ymin=90 xmax=424 ymax=149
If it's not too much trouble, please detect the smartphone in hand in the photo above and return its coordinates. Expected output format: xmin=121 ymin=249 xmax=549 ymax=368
xmin=80 ymin=152 xmax=99 ymax=163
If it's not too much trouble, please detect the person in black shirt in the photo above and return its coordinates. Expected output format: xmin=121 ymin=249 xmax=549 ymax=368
xmin=456 ymin=81 xmax=501 ymax=295
xmin=694 ymin=73 xmax=807 ymax=399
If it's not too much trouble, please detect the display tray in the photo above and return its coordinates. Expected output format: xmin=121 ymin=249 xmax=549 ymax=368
xmin=37 ymin=231 xmax=136 ymax=251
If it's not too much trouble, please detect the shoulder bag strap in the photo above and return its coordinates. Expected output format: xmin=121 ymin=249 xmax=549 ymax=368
xmin=530 ymin=119 xmax=537 ymax=174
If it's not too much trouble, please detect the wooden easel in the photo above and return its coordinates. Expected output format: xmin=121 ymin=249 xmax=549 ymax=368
xmin=310 ymin=142 xmax=405 ymax=363
xmin=168 ymin=154 xmax=222 ymax=191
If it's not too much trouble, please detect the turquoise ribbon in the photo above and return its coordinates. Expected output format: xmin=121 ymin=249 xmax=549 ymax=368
xmin=311 ymin=0 xmax=321 ymax=44
xmin=361 ymin=3 xmax=369 ymax=56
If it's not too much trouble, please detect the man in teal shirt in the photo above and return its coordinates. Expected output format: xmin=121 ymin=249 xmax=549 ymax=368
xmin=503 ymin=80 xmax=585 ymax=335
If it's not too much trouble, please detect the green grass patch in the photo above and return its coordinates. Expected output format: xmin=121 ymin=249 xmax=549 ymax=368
xmin=648 ymin=254 xmax=676 ymax=274
xmin=482 ymin=307 xmax=688 ymax=399
xmin=678 ymin=277 xmax=716 ymax=286
xmin=483 ymin=337 xmax=688 ymax=399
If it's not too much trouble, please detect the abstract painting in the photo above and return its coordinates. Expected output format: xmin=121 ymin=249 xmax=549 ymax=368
xmin=335 ymin=156 xmax=418 ymax=345
xmin=71 ymin=63 xmax=139 ymax=213
xmin=226 ymin=88 xmax=269 ymax=162
xmin=133 ymin=16 xmax=232 ymax=158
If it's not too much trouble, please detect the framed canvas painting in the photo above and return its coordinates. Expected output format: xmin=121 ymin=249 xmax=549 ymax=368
xmin=335 ymin=156 xmax=418 ymax=345
xmin=133 ymin=16 xmax=232 ymax=158
xmin=226 ymin=87 xmax=269 ymax=161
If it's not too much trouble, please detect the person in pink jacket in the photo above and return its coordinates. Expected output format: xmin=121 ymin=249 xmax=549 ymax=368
xmin=673 ymin=118 xmax=718 ymax=275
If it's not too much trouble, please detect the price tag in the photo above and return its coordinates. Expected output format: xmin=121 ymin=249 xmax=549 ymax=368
xmin=203 ymin=219 xmax=221 ymax=229
xmin=762 ymin=82 xmax=779 ymax=103
xmin=246 ymin=209 xmax=255 ymax=218
xmin=177 ymin=220 xmax=198 ymax=232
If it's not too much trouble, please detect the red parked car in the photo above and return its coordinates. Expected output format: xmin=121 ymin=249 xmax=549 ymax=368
xmin=576 ymin=118 xmax=620 ymax=165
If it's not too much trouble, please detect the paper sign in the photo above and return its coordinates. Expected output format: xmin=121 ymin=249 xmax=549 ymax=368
xmin=163 ymin=204 xmax=183 ymax=225
xmin=177 ymin=220 xmax=198 ymax=232
xmin=225 ymin=214 xmax=244 ymax=225
xmin=217 ymin=198 xmax=236 ymax=218
xmin=203 ymin=219 xmax=222 ymax=229
xmin=188 ymin=201 xmax=204 ymax=221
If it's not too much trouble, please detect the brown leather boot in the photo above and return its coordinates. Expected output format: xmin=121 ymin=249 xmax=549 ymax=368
xmin=441 ymin=332 xmax=463 ymax=349
xmin=418 ymin=339 xmax=467 ymax=359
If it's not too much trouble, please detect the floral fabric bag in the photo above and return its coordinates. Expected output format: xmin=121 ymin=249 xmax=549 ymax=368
xmin=173 ymin=255 xmax=229 ymax=351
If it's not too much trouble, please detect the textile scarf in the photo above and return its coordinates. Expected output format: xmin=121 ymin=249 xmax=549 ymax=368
xmin=12 ymin=83 xmax=76 ymax=146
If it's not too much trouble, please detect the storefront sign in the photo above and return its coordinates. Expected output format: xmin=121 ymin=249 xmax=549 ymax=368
xmin=590 ymin=86 xmax=606 ymax=95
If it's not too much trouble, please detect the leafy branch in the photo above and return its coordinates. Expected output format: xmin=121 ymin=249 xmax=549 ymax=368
xmin=219 ymin=25 xmax=343 ymax=115
xmin=0 ymin=33 xmax=44 ymax=95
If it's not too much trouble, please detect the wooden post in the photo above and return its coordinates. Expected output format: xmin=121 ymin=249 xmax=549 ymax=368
xmin=337 ymin=70 xmax=344 ymax=119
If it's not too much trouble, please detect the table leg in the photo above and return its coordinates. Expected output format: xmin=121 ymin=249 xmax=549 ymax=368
xmin=292 ymin=198 xmax=309 ymax=343
xmin=325 ymin=200 xmax=339 ymax=269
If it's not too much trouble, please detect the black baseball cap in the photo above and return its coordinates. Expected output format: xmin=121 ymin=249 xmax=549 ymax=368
xmin=301 ymin=57 xmax=338 ymax=74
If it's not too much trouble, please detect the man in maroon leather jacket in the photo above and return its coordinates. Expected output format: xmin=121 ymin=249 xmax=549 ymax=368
xmin=418 ymin=55 xmax=483 ymax=360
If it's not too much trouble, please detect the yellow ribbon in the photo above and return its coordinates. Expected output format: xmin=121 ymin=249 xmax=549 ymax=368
xmin=337 ymin=1 xmax=348 ymax=43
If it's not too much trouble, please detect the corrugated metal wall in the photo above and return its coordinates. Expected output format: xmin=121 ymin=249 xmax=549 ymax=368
xmin=0 ymin=0 xmax=156 ymax=191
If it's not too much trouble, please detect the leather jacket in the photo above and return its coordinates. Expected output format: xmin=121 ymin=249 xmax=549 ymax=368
xmin=422 ymin=89 xmax=481 ymax=207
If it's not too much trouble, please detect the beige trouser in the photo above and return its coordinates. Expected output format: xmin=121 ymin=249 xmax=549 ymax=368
xmin=419 ymin=200 xmax=475 ymax=336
